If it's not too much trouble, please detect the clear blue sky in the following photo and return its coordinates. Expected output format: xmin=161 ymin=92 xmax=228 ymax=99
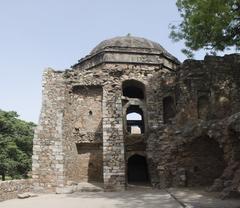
xmin=0 ymin=0 xmax=225 ymax=123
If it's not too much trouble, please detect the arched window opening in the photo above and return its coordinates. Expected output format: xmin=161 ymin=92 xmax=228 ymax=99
xmin=127 ymin=154 xmax=149 ymax=183
xmin=127 ymin=112 xmax=142 ymax=120
xmin=198 ymin=95 xmax=209 ymax=120
xmin=163 ymin=96 xmax=176 ymax=124
xmin=126 ymin=106 xmax=144 ymax=134
xmin=122 ymin=80 xmax=145 ymax=99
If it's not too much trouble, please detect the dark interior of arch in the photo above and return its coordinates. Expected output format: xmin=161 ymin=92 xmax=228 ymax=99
xmin=122 ymin=80 xmax=145 ymax=99
xmin=163 ymin=96 xmax=176 ymax=123
xmin=126 ymin=105 xmax=144 ymax=134
xmin=128 ymin=155 xmax=149 ymax=183
xmin=198 ymin=95 xmax=209 ymax=119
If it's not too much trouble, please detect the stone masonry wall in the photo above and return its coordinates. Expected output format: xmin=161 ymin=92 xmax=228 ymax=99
xmin=64 ymin=85 xmax=103 ymax=182
xmin=33 ymin=37 xmax=239 ymax=199
xmin=176 ymin=54 xmax=240 ymax=121
xmin=146 ymin=69 xmax=177 ymax=185
xmin=33 ymin=34 xmax=180 ymax=192
xmin=33 ymin=60 xmax=177 ymax=191
xmin=150 ymin=54 xmax=240 ymax=198
xmin=61 ymin=63 xmax=175 ymax=190
xmin=32 ymin=68 xmax=66 ymax=191
xmin=0 ymin=179 xmax=33 ymax=202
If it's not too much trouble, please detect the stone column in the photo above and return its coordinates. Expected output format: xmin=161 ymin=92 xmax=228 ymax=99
xmin=102 ymin=87 xmax=126 ymax=191
xmin=32 ymin=68 xmax=65 ymax=192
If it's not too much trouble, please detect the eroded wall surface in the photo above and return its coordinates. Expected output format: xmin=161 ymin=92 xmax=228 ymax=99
xmin=64 ymin=85 xmax=103 ymax=182
xmin=33 ymin=61 xmax=177 ymax=191
xmin=150 ymin=54 xmax=240 ymax=198
xmin=32 ymin=47 xmax=239 ymax=198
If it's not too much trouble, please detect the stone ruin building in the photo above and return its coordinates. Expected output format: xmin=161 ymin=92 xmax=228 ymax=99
xmin=32 ymin=35 xmax=240 ymax=198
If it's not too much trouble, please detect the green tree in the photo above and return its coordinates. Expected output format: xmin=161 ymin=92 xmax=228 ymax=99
xmin=0 ymin=110 xmax=35 ymax=181
xmin=170 ymin=0 xmax=240 ymax=57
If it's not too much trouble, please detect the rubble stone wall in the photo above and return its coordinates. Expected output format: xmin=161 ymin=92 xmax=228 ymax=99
xmin=32 ymin=69 xmax=66 ymax=191
xmin=32 ymin=35 xmax=239 ymax=199
xmin=0 ymin=179 xmax=33 ymax=202
xmin=61 ymin=63 xmax=174 ymax=190
xmin=64 ymin=85 xmax=103 ymax=182
xmin=150 ymin=54 xmax=240 ymax=198
xmin=177 ymin=54 xmax=240 ymax=121
xmin=33 ymin=60 xmax=177 ymax=191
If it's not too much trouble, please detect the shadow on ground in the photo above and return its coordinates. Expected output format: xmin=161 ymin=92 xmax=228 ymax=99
xmin=1 ymin=186 xmax=240 ymax=208
xmin=66 ymin=189 xmax=181 ymax=208
xmin=167 ymin=187 xmax=240 ymax=208
xmin=66 ymin=186 xmax=240 ymax=208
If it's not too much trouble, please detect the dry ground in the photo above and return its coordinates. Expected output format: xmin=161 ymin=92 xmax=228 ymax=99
xmin=0 ymin=187 xmax=239 ymax=208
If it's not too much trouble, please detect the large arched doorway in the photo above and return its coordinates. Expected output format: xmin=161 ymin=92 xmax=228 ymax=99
xmin=127 ymin=154 xmax=149 ymax=183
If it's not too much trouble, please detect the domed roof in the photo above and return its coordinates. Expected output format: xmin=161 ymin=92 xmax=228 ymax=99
xmin=72 ymin=35 xmax=180 ymax=70
xmin=91 ymin=35 xmax=169 ymax=54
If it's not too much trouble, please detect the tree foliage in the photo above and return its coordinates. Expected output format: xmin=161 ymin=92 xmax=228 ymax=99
xmin=170 ymin=0 xmax=240 ymax=57
xmin=0 ymin=110 xmax=36 ymax=180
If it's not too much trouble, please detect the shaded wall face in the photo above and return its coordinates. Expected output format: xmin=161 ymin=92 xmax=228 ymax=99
xmin=76 ymin=144 xmax=103 ymax=182
xmin=177 ymin=55 xmax=240 ymax=121
xmin=147 ymin=55 xmax=240 ymax=190
xmin=163 ymin=96 xmax=176 ymax=123
xmin=64 ymin=86 xmax=103 ymax=182
xmin=176 ymin=137 xmax=225 ymax=186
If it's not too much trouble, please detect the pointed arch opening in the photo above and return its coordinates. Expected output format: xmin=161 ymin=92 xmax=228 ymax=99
xmin=127 ymin=154 xmax=149 ymax=183
xmin=126 ymin=105 xmax=144 ymax=134
xmin=122 ymin=80 xmax=145 ymax=99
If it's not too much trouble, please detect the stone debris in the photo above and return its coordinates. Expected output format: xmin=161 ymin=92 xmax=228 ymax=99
xmin=17 ymin=192 xmax=38 ymax=199
xmin=17 ymin=193 xmax=31 ymax=199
